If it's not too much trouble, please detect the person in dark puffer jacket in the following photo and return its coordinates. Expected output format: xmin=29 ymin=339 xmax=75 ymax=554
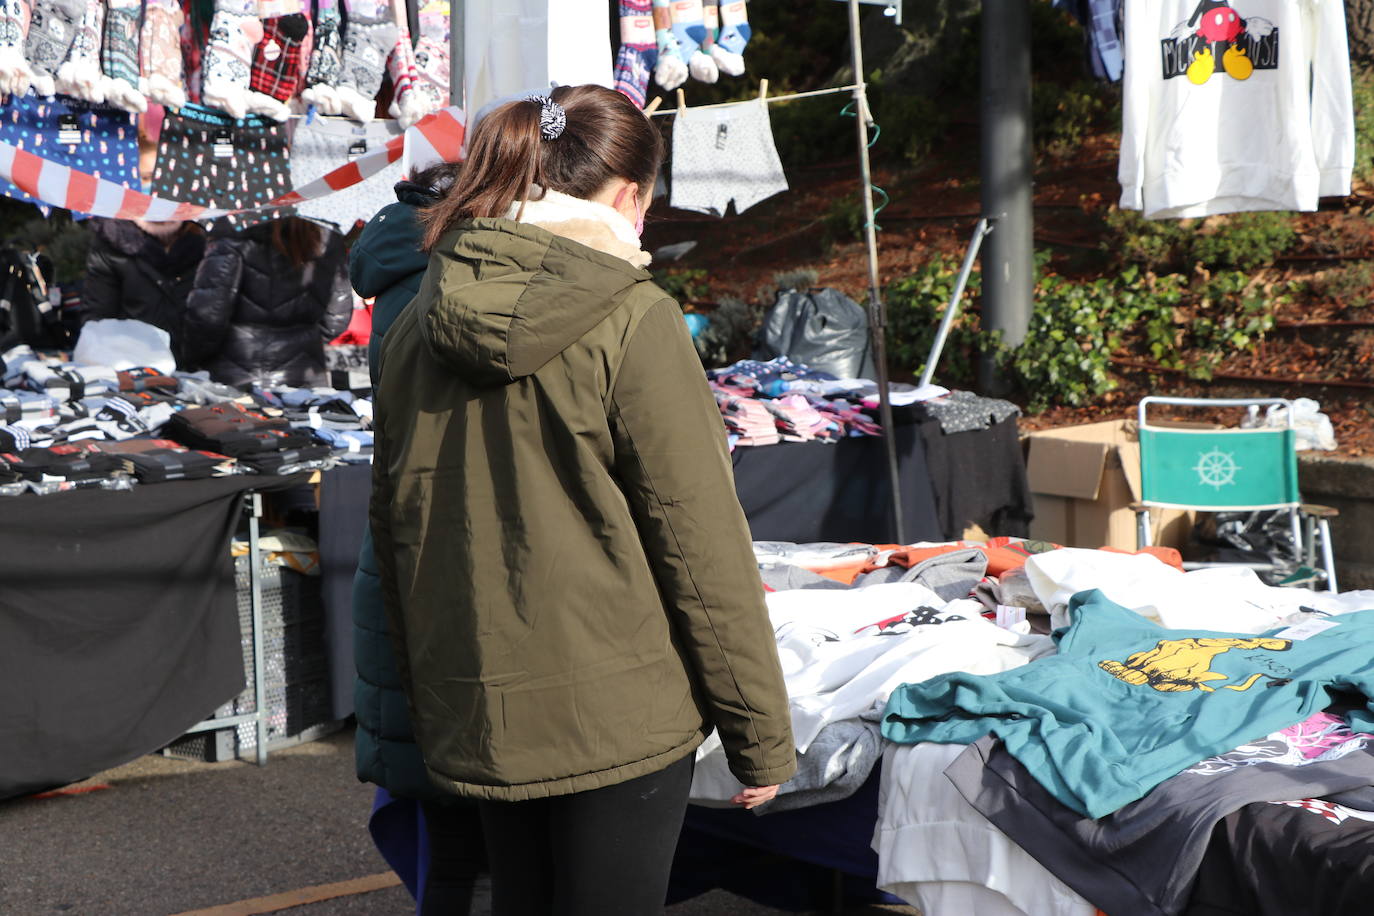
xmin=182 ymin=217 xmax=353 ymax=387
xmin=81 ymin=218 xmax=206 ymax=363
xmin=349 ymin=164 xmax=487 ymax=915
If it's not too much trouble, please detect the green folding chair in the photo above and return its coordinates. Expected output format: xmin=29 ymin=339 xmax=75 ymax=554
xmin=1133 ymin=396 xmax=1339 ymax=590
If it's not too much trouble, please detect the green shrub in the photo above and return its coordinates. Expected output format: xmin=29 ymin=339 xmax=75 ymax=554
xmin=651 ymin=267 xmax=710 ymax=304
xmin=693 ymin=295 xmax=763 ymax=368
xmin=885 ymin=255 xmax=1281 ymax=412
xmin=821 ymin=193 xmax=866 ymax=247
xmin=1353 ymin=66 xmax=1374 ymax=185
xmin=1103 ymin=208 xmax=1296 ymax=271
xmin=1032 ymin=81 xmax=1108 ymax=159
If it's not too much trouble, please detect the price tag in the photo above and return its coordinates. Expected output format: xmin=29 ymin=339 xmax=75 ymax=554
xmin=1276 ymin=618 xmax=1339 ymax=641
xmin=57 ymin=115 xmax=82 ymax=146
xmin=348 ymin=140 xmax=368 ymax=160
xmin=212 ymin=129 xmax=234 ymax=159
xmin=996 ymin=605 xmax=1027 ymax=629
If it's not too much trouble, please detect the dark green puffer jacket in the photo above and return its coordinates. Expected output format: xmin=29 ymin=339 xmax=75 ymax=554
xmin=349 ymin=181 xmax=444 ymax=801
xmin=371 ymin=217 xmax=797 ymax=802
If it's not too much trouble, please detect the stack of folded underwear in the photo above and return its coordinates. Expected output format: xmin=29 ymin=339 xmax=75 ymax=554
xmin=0 ymin=442 xmax=130 ymax=484
xmin=715 ymin=391 xmax=781 ymax=449
xmin=310 ymin=428 xmax=373 ymax=463
xmin=238 ymin=444 xmax=337 ymax=474
xmin=92 ymin=438 xmax=238 ymax=483
xmin=164 ymin=403 xmax=315 ymax=458
xmin=764 ymin=395 xmax=841 ymax=443
xmin=117 ymin=367 xmax=180 ymax=394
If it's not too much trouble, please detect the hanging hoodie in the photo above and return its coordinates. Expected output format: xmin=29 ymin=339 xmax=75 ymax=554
xmin=1119 ymin=0 xmax=1354 ymax=219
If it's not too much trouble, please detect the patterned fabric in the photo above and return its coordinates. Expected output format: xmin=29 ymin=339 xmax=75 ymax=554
xmin=150 ymin=103 xmax=293 ymax=229
xmin=101 ymin=0 xmax=143 ymax=89
xmin=614 ymin=0 xmax=656 ymax=107
xmin=0 ymin=104 xmax=463 ymax=222
xmin=25 ymin=0 xmax=84 ymax=96
xmin=302 ymin=0 xmax=341 ymax=90
xmin=250 ymin=13 xmax=310 ymax=101
xmin=670 ymin=97 xmax=787 ymax=215
xmin=141 ymin=0 xmax=187 ymax=108
xmin=289 ymin=115 xmax=403 ymax=229
xmin=0 ymin=95 xmax=138 ymax=214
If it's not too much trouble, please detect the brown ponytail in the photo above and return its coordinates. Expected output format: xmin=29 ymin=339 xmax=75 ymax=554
xmin=420 ymin=84 xmax=664 ymax=251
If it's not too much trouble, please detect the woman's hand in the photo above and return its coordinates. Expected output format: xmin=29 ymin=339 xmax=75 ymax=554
xmin=730 ymin=785 xmax=780 ymax=810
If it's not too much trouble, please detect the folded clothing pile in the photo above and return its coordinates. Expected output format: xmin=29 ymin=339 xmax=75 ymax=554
xmin=0 ymin=443 xmax=130 ymax=483
xmin=310 ymin=428 xmax=373 ymax=463
xmin=715 ymin=391 xmax=780 ymax=448
xmin=92 ymin=438 xmax=237 ymax=483
xmin=164 ymin=403 xmax=314 ymax=457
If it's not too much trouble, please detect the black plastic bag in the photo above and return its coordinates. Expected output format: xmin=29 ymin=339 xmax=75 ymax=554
xmin=755 ymin=288 xmax=878 ymax=380
xmin=0 ymin=248 xmax=66 ymax=351
xmin=1191 ymin=509 xmax=1300 ymax=585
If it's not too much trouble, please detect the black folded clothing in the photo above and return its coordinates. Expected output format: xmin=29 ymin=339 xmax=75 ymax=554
xmin=238 ymin=444 xmax=335 ymax=474
xmin=117 ymin=366 xmax=179 ymax=393
xmin=2 ymin=444 xmax=127 ymax=481
xmin=165 ymin=403 xmax=301 ymax=456
xmin=91 ymin=438 xmax=236 ymax=483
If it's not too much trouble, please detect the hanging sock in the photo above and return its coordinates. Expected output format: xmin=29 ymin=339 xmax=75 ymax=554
xmin=652 ymin=0 xmax=687 ymax=91
xmin=201 ymin=0 xmax=263 ymax=120
xmin=410 ymin=0 xmax=449 ymax=116
xmin=713 ymin=0 xmax=750 ymax=76
xmin=385 ymin=0 xmax=426 ymax=128
xmin=25 ymin=0 xmax=84 ymax=97
xmin=101 ymin=0 xmax=147 ymax=112
xmin=672 ymin=0 xmax=717 ymax=84
xmin=300 ymin=0 xmax=343 ymax=115
xmin=614 ymin=0 xmax=657 ymax=107
xmin=0 ymin=0 xmax=36 ymax=97
xmin=55 ymin=0 xmax=107 ymax=104
xmin=334 ymin=0 xmax=398 ymax=123
xmin=139 ymin=0 xmax=186 ymax=108
xmin=247 ymin=11 xmax=311 ymax=120
xmin=696 ymin=0 xmax=723 ymax=81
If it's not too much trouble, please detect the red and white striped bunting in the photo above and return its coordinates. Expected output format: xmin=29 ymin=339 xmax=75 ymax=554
xmin=0 ymin=106 xmax=466 ymax=221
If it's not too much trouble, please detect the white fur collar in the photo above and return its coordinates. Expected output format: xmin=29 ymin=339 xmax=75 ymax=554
xmin=506 ymin=188 xmax=651 ymax=268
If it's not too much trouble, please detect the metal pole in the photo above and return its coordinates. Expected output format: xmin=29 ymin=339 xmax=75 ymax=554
xmin=919 ymin=217 xmax=992 ymax=389
xmin=448 ymin=0 xmax=463 ymax=105
xmin=978 ymin=0 xmax=1034 ymax=391
xmin=846 ymin=0 xmax=905 ymax=544
xmin=248 ymin=492 xmax=267 ymax=766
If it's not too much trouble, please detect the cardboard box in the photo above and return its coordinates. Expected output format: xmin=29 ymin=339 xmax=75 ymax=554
xmin=1026 ymin=419 xmax=1196 ymax=550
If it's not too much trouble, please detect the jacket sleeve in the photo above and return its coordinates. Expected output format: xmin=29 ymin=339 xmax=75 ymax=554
xmin=318 ymin=243 xmax=356 ymax=343
xmin=608 ymin=297 xmax=797 ymax=788
xmin=367 ymin=320 xmax=414 ymax=695
xmin=80 ymin=232 xmax=122 ymax=324
xmin=180 ymin=240 xmax=243 ymax=369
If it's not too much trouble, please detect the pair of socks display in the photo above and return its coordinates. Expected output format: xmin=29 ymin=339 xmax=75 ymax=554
xmin=629 ymin=0 xmax=750 ymax=98
xmin=203 ymin=0 xmax=313 ymax=121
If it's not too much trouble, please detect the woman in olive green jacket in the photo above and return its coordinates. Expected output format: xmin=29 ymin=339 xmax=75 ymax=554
xmin=370 ymin=84 xmax=796 ymax=914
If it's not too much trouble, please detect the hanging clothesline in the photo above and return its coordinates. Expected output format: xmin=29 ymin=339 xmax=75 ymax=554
xmin=646 ymin=83 xmax=863 ymax=117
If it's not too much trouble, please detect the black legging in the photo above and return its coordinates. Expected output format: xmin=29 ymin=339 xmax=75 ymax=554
xmin=477 ymin=753 xmax=695 ymax=916
xmin=420 ymin=799 xmax=488 ymax=916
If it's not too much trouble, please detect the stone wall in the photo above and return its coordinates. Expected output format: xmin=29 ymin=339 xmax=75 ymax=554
xmin=1299 ymin=454 xmax=1374 ymax=590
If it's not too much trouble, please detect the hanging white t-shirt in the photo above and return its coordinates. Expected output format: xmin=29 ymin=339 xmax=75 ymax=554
xmin=1119 ymin=0 xmax=1353 ymax=218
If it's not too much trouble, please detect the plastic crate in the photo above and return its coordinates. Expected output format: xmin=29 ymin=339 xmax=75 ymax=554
xmin=162 ymin=554 xmax=336 ymax=762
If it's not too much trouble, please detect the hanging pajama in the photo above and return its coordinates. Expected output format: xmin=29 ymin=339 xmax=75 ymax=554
xmin=150 ymin=103 xmax=294 ymax=229
xmin=288 ymin=115 xmax=404 ymax=229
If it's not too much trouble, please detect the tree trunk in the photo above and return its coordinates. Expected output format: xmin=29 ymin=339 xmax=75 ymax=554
xmin=1348 ymin=0 xmax=1374 ymax=66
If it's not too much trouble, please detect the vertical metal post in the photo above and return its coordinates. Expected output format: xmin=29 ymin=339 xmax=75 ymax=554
xmin=847 ymin=0 xmax=906 ymax=544
xmin=979 ymin=0 xmax=1034 ymax=391
xmin=448 ymin=0 xmax=463 ymax=105
xmin=248 ymin=492 xmax=268 ymax=766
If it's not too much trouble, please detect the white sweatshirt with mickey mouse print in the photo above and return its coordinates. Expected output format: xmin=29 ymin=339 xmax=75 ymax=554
xmin=1119 ymin=0 xmax=1353 ymax=219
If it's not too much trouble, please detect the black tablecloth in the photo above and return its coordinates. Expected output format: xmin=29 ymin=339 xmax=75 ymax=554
xmin=732 ymin=424 xmax=943 ymax=544
xmin=0 ymin=474 xmax=299 ymax=800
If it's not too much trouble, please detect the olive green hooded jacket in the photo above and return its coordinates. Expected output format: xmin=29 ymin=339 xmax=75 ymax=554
xmin=370 ymin=215 xmax=796 ymax=802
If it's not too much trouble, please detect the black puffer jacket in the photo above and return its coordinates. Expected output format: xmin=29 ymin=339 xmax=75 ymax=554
xmin=81 ymin=218 xmax=206 ymax=361
xmin=182 ymin=221 xmax=353 ymax=388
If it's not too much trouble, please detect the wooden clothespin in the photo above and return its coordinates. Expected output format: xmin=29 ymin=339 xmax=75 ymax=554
xmin=644 ymin=96 xmax=663 ymax=115
xmin=676 ymin=88 xmax=687 ymax=117
xmin=758 ymin=79 xmax=769 ymax=102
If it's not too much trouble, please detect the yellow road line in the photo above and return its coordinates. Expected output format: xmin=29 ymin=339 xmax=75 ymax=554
xmin=169 ymin=871 xmax=403 ymax=916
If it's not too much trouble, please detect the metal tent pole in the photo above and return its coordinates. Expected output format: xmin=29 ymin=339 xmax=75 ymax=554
xmin=978 ymin=0 xmax=1034 ymax=391
xmin=449 ymin=0 xmax=463 ymax=105
xmin=919 ymin=218 xmax=993 ymax=389
xmin=846 ymin=0 xmax=905 ymax=544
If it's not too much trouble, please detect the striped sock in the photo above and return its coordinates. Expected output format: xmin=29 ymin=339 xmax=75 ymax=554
xmin=614 ymin=0 xmax=656 ymax=107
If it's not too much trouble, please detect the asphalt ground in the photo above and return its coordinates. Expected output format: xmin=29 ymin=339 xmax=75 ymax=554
xmin=1 ymin=726 xmax=918 ymax=916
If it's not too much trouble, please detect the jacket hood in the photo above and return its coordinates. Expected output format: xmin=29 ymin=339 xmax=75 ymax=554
xmin=350 ymin=200 xmax=430 ymax=300
xmin=421 ymin=217 xmax=651 ymax=387
xmin=92 ymin=217 xmax=205 ymax=268
xmin=393 ymin=179 xmax=440 ymax=209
